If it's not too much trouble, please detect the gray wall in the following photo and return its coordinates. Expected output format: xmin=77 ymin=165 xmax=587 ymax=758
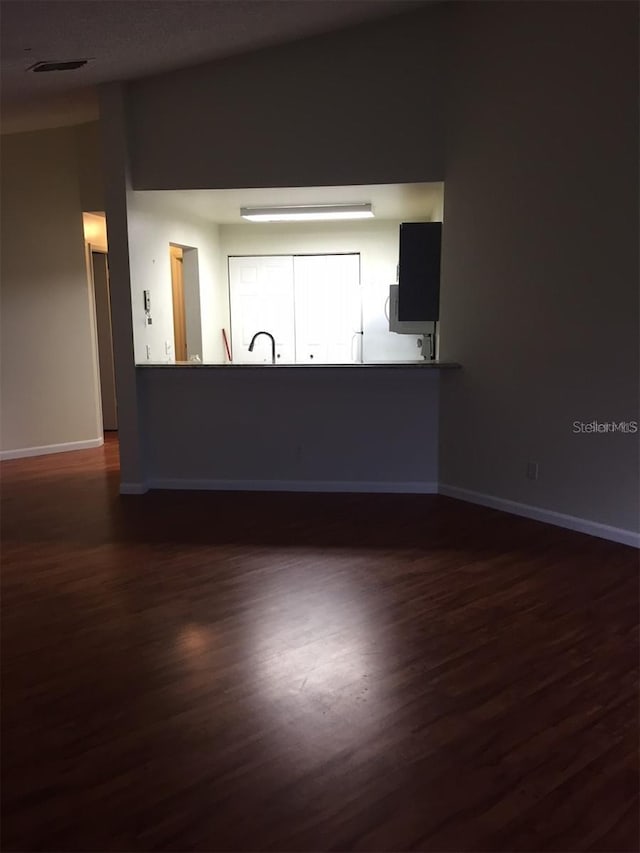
xmin=438 ymin=1 xmax=639 ymax=532
xmin=109 ymin=2 xmax=638 ymax=533
xmin=127 ymin=6 xmax=447 ymax=190
xmin=75 ymin=121 xmax=105 ymax=212
xmin=0 ymin=127 xmax=103 ymax=455
xmin=99 ymin=85 xmax=145 ymax=490
xmin=139 ymin=367 xmax=439 ymax=489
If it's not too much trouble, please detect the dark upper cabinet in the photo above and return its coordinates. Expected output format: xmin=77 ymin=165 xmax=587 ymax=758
xmin=397 ymin=222 xmax=442 ymax=322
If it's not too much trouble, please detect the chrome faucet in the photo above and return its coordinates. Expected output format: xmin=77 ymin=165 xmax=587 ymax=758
xmin=248 ymin=331 xmax=276 ymax=364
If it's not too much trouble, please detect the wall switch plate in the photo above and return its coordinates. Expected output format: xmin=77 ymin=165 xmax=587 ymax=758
xmin=526 ymin=461 xmax=539 ymax=480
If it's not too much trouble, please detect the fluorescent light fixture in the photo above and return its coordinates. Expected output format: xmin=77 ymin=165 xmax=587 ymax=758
xmin=240 ymin=203 xmax=374 ymax=222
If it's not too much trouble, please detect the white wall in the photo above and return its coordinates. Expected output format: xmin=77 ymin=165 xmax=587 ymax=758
xmin=219 ymin=220 xmax=431 ymax=362
xmin=438 ymin=1 xmax=639 ymax=534
xmin=0 ymin=126 xmax=103 ymax=456
xmin=83 ymin=212 xmax=108 ymax=252
xmin=127 ymin=193 xmax=224 ymax=363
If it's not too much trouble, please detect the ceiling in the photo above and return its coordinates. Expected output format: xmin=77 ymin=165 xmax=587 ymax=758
xmin=1 ymin=0 xmax=427 ymax=132
xmin=144 ymin=182 xmax=444 ymax=225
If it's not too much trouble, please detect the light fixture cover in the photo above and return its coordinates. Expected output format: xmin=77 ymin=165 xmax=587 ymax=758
xmin=240 ymin=203 xmax=374 ymax=222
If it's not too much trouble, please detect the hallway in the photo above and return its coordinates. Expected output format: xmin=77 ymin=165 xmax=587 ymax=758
xmin=1 ymin=439 xmax=638 ymax=851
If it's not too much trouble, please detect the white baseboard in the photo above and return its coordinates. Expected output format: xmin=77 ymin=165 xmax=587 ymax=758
xmin=147 ymin=478 xmax=438 ymax=495
xmin=0 ymin=437 xmax=104 ymax=461
xmin=439 ymin=483 xmax=640 ymax=549
xmin=119 ymin=482 xmax=149 ymax=495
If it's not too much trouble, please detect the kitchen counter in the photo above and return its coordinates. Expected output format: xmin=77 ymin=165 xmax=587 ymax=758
xmin=137 ymin=360 xmax=461 ymax=369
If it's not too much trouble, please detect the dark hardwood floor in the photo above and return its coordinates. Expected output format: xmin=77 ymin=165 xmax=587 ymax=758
xmin=1 ymin=435 xmax=638 ymax=852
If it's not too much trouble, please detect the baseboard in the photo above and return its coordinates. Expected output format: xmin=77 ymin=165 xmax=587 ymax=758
xmin=147 ymin=478 xmax=438 ymax=495
xmin=128 ymin=479 xmax=639 ymax=546
xmin=438 ymin=483 xmax=640 ymax=548
xmin=0 ymin=437 xmax=104 ymax=461
xmin=119 ymin=482 xmax=149 ymax=495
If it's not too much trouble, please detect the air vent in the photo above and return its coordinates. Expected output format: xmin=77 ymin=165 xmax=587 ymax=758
xmin=29 ymin=60 xmax=88 ymax=73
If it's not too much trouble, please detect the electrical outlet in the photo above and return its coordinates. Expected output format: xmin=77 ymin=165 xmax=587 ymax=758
xmin=145 ymin=345 xmax=151 ymax=360
xmin=165 ymin=340 xmax=173 ymax=356
xmin=526 ymin=461 xmax=539 ymax=481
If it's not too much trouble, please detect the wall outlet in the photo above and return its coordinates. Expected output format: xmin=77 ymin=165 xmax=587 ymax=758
xmin=165 ymin=340 xmax=173 ymax=356
xmin=145 ymin=344 xmax=151 ymax=360
xmin=526 ymin=461 xmax=539 ymax=480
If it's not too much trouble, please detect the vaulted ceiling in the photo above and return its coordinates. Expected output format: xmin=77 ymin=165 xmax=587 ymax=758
xmin=1 ymin=0 xmax=428 ymax=132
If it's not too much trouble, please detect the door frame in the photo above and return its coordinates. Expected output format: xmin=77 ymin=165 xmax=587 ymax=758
xmin=84 ymin=241 xmax=120 ymax=436
xmin=169 ymin=244 xmax=188 ymax=362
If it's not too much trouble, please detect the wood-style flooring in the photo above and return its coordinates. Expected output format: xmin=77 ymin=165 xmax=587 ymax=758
xmin=1 ymin=436 xmax=638 ymax=852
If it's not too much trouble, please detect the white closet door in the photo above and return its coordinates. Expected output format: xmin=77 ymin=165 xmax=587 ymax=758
xmin=293 ymin=254 xmax=361 ymax=364
xmin=228 ymin=256 xmax=295 ymax=363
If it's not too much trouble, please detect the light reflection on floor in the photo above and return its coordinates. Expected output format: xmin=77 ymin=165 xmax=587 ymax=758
xmin=170 ymin=549 xmax=401 ymax=771
xmin=244 ymin=555 xmax=391 ymax=761
xmin=179 ymin=624 xmax=210 ymax=656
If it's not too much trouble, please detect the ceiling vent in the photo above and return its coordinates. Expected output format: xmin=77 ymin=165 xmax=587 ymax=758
xmin=29 ymin=60 xmax=89 ymax=73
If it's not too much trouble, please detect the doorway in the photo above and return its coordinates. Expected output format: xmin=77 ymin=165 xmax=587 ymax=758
xmin=170 ymin=246 xmax=187 ymax=361
xmin=90 ymin=251 xmax=118 ymax=431
xmin=169 ymin=244 xmax=202 ymax=362
xmin=83 ymin=212 xmax=118 ymax=434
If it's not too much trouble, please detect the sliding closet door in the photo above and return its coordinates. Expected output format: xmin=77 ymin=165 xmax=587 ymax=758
xmin=293 ymin=254 xmax=361 ymax=364
xmin=228 ymin=256 xmax=295 ymax=363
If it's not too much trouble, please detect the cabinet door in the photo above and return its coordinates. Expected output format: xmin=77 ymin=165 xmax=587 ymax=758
xmin=293 ymin=254 xmax=361 ymax=364
xmin=398 ymin=222 xmax=441 ymax=321
xmin=228 ymin=256 xmax=295 ymax=363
